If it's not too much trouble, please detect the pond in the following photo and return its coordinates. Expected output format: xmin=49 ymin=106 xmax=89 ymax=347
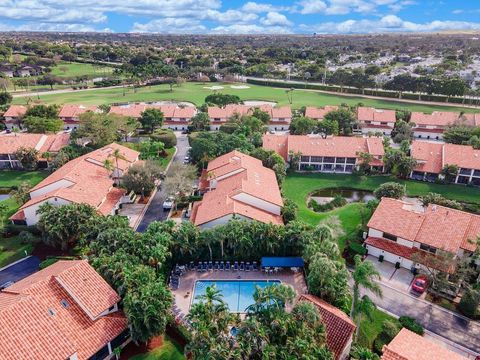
xmin=0 ymin=188 xmax=11 ymax=201
xmin=309 ymin=188 xmax=376 ymax=205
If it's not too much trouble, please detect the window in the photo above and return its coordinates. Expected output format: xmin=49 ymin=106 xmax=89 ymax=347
xmin=380 ymin=122 xmax=388 ymax=125
xmin=473 ymin=170 xmax=480 ymax=177
xmin=336 ymin=157 xmax=346 ymax=163
xmin=364 ymin=121 xmax=372 ymax=124
xmin=300 ymin=156 xmax=310 ymax=162
xmin=310 ymin=156 xmax=323 ymax=163
xmin=324 ymin=157 xmax=335 ymax=163
xmin=383 ymin=233 xmax=397 ymax=242
xmin=346 ymin=158 xmax=356 ymax=164
xmin=459 ymin=168 xmax=471 ymax=176
xmin=420 ymin=244 xmax=437 ymax=254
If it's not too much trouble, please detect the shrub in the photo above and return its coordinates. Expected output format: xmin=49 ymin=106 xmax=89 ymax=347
xmin=2 ymin=224 xmax=41 ymax=237
xmin=18 ymin=231 xmax=39 ymax=245
xmin=399 ymin=316 xmax=424 ymax=335
xmin=374 ymin=182 xmax=406 ymax=200
xmin=349 ymin=242 xmax=367 ymax=256
xmin=458 ymin=289 xmax=480 ymax=319
xmin=151 ymin=129 xmax=177 ymax=148
xmin=373 ymin=320 xmax=401 ymax=354
xmin=39 ymin=258 xmax=59 ymax=270
xmin=309 ymin=195 xmax=347 ymax=212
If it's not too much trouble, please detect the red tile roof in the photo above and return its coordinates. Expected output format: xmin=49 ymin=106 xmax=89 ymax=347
xmin=299 ymin=294 xmax=356 ymax=360
xmin=305 ymin=106 xmax=339 ymax=120
xmin=368 ymin=198 xmax=480 ymax=254
xmin=192 ymin=150 xmax=283 ymax=226
xmin=207 ymin=104 xmax=292 ymax=123
xmin=0 ymin=132 xmax=70 ymax=155
xmin=357 ymin=107 xmax=396 ymax=124
xmin=58 ymin=104 xmax=98 ymax=119
xmin=365 ymin=237 xmax=420 ymax=259
xmin=3 ymin=105 xmax=27 ymax=119
xmin=412 ymin=141 xmax=480 ymax=174
xmin=381 ymin=328 xmax=468 ymax=360
xmin=411 ymin=111 xmax=460 ymax=128
xmin=462 ymin=113 xmax=480 ymax=127
xmin=109 ymin=104 xmax=195 ymax=119
xmin=0 ymin=260 xmax=127 ymax=360
xmin=262 ymin=134 xmax=384 ymax=161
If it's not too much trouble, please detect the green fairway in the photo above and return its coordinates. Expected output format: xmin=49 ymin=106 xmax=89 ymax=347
xmin=282 ymin=172 xmax=480 ymax=250
xmin=13 ymin=82 xmax=478 ymax=113
xmin=0 ymin=171 xmax=48 ymax=188
xmin=50 ymin=61 xmax=114 ymax=78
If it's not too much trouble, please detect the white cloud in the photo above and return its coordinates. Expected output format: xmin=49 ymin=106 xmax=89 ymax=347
xmin=211 ymin=24 xmax=293 ymax=35
xmin=299 ymin=0 xmax=327 ymax=14
xmin=297 ymin=0 xmax=415 ymax=15
xmin=131 ymin=18 xmax=207 ymax=33
xmin=260 ymin=12 xmax=293 ymax=27
xmin=203 ymin=9 xmax=258 ymax=24
xmin=304 ymin=15 xmax=480 ymax=34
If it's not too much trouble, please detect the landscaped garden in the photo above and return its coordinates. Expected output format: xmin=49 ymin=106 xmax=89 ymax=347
xmin=12 ymin=81 xmax=478 ymax=114
xmin=129 ymin=336 xmax=185 ymax=360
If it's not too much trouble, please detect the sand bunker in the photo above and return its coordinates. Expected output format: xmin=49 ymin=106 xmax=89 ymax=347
xmin=203 ymin=86 xmax=224 ymax=90
xmin=230 ymin=85 xmax=250 ymax=89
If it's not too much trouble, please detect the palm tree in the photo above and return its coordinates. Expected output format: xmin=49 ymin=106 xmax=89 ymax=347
xmin=109 ymin=148 xmax=127 ymax=186
xmin=195 ymin=285 xmax=224 ymax=307
xmin=350 ymin=345 xmax=380 ymax=360
xmin=351 ymin=255 xmax=383 ymax=338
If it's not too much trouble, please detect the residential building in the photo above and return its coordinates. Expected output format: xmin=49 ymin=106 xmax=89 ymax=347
xmin=0 ymin=132 xmax=70 ymax=169
xmin=3 ymin=105 xmax=27 ymax=129
xmin=9 ymin=143 xmax=139 ymax=225
xmin=0 ymin=65 xmax=14 ymax=77
xmin=58 ymin=104 xmax=99 ymax=130
xmin=304 ymin=105 xmax=338 ymax=121
xmin=207 ymin=104 xmax=292 ymax=131
xmin=191 ymin=150 xmax=283 ymax=228
xmin=299 ymin=295 xmax=355 ymax=360
xmin=364 ymin=198 xmax=479 ymax=271
xmin=381 ymin=328 xmax=468 ymax=360
xmin=410 ymin=141 xmax=480 ymax=185
xmin=0 ymin=260 xmax=130 ymax=360
xmin=263 ymin=134 xmax=384 ymax=173
xmin=357 ymin=107 xmax=396 ymax=136
xmin=109 ymin=103 xmax=195 ymax=130
xmin=410 ymin=111 xmax=461 ymax=140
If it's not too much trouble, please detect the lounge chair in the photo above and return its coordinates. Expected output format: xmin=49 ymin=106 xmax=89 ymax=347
xmin=189 ymin=261 xmax=195 ymax=271
xmin=226 ymin=261 xmax=231 ymax=271
xmin=245 ymin=262 xmax=250 ymax=272
xmin=240 ymin=262 xmax=245 ymax=271
xmin=233 ymin=261 xmax=239 ymax=271
xmin=214 ymin=261 xmax=219 ymax=271
xmin=208 ymin=261 xmax=213 ymax=271
xmin=219 ymin=261 xmax=225 ymax=271
xmin=253 ymin=262 xmax=258 ymax=271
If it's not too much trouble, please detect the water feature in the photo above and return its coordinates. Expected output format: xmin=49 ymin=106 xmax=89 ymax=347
xmin=0 ymin=188 xmax=11 ymax=201
xmin=309 ymin=188 xmax=375 ymax=205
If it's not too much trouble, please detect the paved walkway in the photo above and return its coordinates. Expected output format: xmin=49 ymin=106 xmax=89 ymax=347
xmin=363 ymin=282 xmax=480 ymax=353
xmin=136 ymin=132 xmax=188 ymax=232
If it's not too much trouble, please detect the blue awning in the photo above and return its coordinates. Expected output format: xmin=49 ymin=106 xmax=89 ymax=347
xmin=261 ymin=257 xmax=304 ymax=268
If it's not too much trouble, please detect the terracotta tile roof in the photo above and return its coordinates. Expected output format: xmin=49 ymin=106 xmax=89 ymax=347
xmin=263 ymin=134 xmax=385 ymax=160
xmin=412 ymin=141 xmax=480 ymax=174
xmin=192 ymin=150 xmax=283 ymax=226
xmin=365 ymin=237 xmax=420 ymax=259
xmin=0 ymin=132 xmax=70 ymax=155
xmin=381 ymin=328 xmax=468 ymax=360
xmin=97 ymin=187 xmax=126 ymax=215
xmin=58 ymin=104 xmax=98 ymax=119
xmin=3 ymin=105 xmax=27 ymax=118
xmin=109 ymin=103 xmax=194 ymax=119
xmin=10 ymin=143 xmax=138 ymax=221
xmin=271 ymin=106 xmax=292 ymax=119
xmin=0 ymin=260 xmax=127 ymax=360
xmin=411 ymin=111 xmax=460 ymax=128
xmin=299 ymin=294 xmax=355 ymax=360
xmin=305 ymin=106 xmax=339 ymax=120
xmin=173 ymin=106 xmax=195 ymax=118
xmin=207 ymin=104 xmax=291 ymax=123
xmin=357 ymin=107 xmax=396 ymax=124
xmin=368 ymin=198 xmax=480 ymax=254
xmin=461 ymin=113 xmax=480 ymax=127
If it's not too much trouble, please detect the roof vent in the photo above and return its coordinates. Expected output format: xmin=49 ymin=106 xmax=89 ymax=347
xmin=60 ymin=299 xmax=69 ymax=308
xmin=48 ymin=308 xmax=56 ymax=316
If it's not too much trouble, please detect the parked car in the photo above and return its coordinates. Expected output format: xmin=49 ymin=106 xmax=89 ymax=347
xmin=163 ymin=196 xmax=174 ymax=211
xmin=183 ymin=155 xmax=190 ymax=164
xmin=411 ymin=275 xmax=428 ymax=294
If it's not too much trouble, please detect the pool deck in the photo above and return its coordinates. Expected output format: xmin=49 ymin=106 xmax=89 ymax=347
xmin=172 ymin=268 xmax=308 ymax=316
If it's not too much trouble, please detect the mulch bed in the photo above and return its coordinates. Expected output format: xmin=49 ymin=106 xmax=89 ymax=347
xmin=32 ymin=242 xmax=71 ymax=261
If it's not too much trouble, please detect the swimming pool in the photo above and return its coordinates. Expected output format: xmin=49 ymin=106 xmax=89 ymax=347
xmin=192 ymin=280 xmax=281 ymax=313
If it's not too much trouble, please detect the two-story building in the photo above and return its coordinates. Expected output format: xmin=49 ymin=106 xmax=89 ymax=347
xmin=410 ymin=111 xmax=461 ymax=140
xmin=0 ymin=132 xmax=70 ymax=169
xmin=304 ymin=106 xmax=339 ymax=121
xmin=58 ymin=104 xmax=99 ymax=130
xmin=191 ymin=150 xmax=283 ymax=228
xmin=364 ymin=198 xmax=479 ymax=271
xmin=410 ymin=141 xmax=480 ymax=186
xmin=263 ymin=134 xmax=385 ymax=173
xmin=0 ymin=260 xmax=130 ymax=360
xmin=2 ymin=105 xmax=27 ymax=130
xmin=9 ymin=143 xmax=139 ymax=226
xmin=357 ymin=107 xmax=397 ymax=136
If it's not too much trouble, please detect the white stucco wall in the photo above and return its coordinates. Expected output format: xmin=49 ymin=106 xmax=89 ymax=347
xmin=23 ymin=197 xmax=71 ymax=225
xmin=30 ymin=179 xmax=75 ymax=199
xmin=231 ymin=192 xmax=281 ymax=215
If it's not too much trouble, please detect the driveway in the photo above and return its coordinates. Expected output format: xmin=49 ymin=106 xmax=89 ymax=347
xmin=136 ymin=132 xmax=189 ymax=232
xmin=0 ymin=256 xmax=40 ymax=286
xmin=366 ymin=255 xmax=414 ymax=292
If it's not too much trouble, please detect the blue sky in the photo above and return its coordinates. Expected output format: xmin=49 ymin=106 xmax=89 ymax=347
xmin=1 ymin=1 xmax=480 ymax=34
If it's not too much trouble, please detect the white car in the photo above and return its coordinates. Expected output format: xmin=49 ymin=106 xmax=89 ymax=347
xmin=162 ymin=196 xmax=174 ymax=211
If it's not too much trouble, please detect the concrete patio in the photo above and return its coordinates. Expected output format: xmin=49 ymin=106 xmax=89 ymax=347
xmin=366 ymin=255 xmax=415 ymax=292
xmin=171 ymin=268 xmax=308 ymax=316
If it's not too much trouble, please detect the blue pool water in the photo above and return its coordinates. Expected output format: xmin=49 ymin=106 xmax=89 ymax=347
xmin=192 ymin=280 xmax=281 ymax=313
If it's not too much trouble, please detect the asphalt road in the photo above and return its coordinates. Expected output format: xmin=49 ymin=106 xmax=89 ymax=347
xmin=136 ymin=132 xmax=189 ymax=232
xmin=0 ymin=256 xmax=40 ymax=286
xmin=363 ymin=282 xmax=480 ymax=353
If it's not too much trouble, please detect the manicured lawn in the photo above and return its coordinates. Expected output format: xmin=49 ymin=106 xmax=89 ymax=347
xmin=50 ymin=61 xmax=114 ymax=78
xmin=13 ymin=82 xmax=477 ymax=113
xmin=282 ymin=172 xmax=480 ymax=251
xmin=156 ymin=148 xmax=176 ymax=171
xmin=129 ymin=337 xmax=185 ymax=360
xmin=0 ymin=171 xmax=48 ymax=188
xmin=357 ymin=308 xmax=400 ymax=349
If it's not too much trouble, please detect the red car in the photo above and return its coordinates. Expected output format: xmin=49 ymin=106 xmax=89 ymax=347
xmin=411 ymin=275 xmax=428 ymax=294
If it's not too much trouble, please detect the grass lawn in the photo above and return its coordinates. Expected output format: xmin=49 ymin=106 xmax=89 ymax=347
xmin=0 ymin=171 xmax=48 ymax=188
xmin=129 ymin=337 xmax=185 ymax=360
xmin=50 ymin=61 xmax=114 ymax=78
xmin=12 ymin=82 xmax=478 ymax=113
xmin=357 ymin=308 xmax=400 ymax=349
xmin=155 ymin=148 xmax=176 ymax=171
xmin=282 ymin=172 xmax=480 ymax=251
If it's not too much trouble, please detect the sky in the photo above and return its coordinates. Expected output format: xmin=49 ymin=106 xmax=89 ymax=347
xmin=1 ymin=0 xmax=480 ymax=34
